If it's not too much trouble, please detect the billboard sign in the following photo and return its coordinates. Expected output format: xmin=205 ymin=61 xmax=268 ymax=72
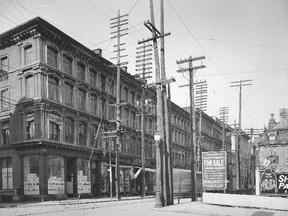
xmin=202 ymin=151 xmax=227 ymax=190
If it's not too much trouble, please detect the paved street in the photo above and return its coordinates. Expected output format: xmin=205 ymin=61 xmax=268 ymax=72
xmin=1 ymin=197 xmax=288 ymax=216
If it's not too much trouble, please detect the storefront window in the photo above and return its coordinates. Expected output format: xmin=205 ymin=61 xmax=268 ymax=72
xmin=1 ymin=157 xmax=12 ymax=190
xmin=77 ymin=159 xmax=91 ymax=194
xmin=47 ymin=156 xmax=64 ymax=194
xmin=23 ymin=155 xmax=39 ymax=195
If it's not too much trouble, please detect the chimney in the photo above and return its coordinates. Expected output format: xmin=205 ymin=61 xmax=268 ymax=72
xmin=93 ymin=48 xmax=102 ymax=57
xmin=268 ymin=113 xmax=277 ymax=130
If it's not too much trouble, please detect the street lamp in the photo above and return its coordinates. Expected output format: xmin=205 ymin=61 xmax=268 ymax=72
xmin=154 ymin=132 xmax=162 ymax=208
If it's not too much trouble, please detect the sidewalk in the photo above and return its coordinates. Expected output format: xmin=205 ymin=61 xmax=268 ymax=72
xmin=158 ymin=200 xmax=288 ymax=216
xmin=1 ymin=196 xmax=288 ymax=216
xmin=0 ymin=195 xmax=155 ymax=208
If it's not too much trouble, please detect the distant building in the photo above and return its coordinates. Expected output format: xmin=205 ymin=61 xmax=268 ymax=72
xmin=257 ymin=108 xmax=288 ymax=196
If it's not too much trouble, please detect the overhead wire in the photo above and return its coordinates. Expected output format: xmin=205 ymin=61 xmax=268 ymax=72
xmin=0 ymin=1 xmax=21 ymax=23
xmin=166 ymin=0 xmax=258 ymax=126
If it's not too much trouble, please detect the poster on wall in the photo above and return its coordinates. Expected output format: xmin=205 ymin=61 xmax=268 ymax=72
xmin=77 ymin=171 xmax=91 ymax=193
xmin=48 ymin=177 xmax=64 ymax=194
xmin=277 ymin=173 xmax=288 ymax=193
xmin=260 ymin=169 xmax=278 ymax=193
xmin=259 ymin=146 xmax=288 ymax=172
xmin=24 ymin=174 xmax=39 ymax=195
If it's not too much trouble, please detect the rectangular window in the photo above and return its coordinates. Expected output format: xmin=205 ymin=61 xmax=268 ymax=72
xmin=1 ymin=121 xmax=9 ymax=145
xmin=25 ymin=75 xmax=34 ymax=98
xmin=64 ymin=83 xmax=73 ymax=106
xmin=130 ymin=112 xmax=135 ymax=128
xmin=63 ymin=55 xmax=72 ymax=74
xmin=100 ymin=75 xmax=106 ymax=91
xmin=77 ymin=63 xmax=85 ymax=81
xmin=0 ymin=88 xmax=9 ymax=109
xmin=124 ymin=88 xmax=129 ymax=102
xmin=100 ymin=98 xmax=106 ymax=117
xmin=0 ymin=56 xmax=8 ymax=81
xmin=90 ymin=95 xmax=97 ymax=115
xmin=109 ymin=79 xmax=114 ymax=95
xmin=78 ymin=89 xmax=86 ymax=110
xmin=123 ymin=109 xmax=129 ymax=126
xmin=47 ymin=156 xmax=64 ymax=194
xmin=65 ymin=118 xmax=74 ymax=144
xmin=1 ymin=157 xmax=12 ymax=190
xmin=108 ymin=103 xmax=115 ymax=120
xmin=89 ymin=69 xmax=97 ymax=87
xmin=130 ymin=92 xmax=135 ymax=105
xmin=24 ymin=45 xmax=33 ymax=65
xmin=48 ymin=77 xmax=59 ymax=101
xmin=26 ymin=113 xmax=35 ymax=140
xmin=79 ymin=122 xmax=87 ymax=146
xmin=49 ymin=113 xmax=61 ymax=141
xmin=23 ymin=155 xmax=39 ymax=195
xmin=47 ymin=47 xmax=58 ymax=68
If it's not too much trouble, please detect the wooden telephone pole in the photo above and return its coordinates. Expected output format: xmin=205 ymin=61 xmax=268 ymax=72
xmin=219 ymin=106 xmax=229 ymax=151
xmin=194 ymin=80 xmax=207 ymax=172
xmin=135 ymin=43 xmax=153 ymax=198
xmin=138 ymin=0 xmax=174 ymax=207
xmin=176 ymin=56 xmax=205 ymax=201
xmin=230 ymin=79 xmax=252 ymax=190
xmin=110 ymin=10 xmax=128 ymax=200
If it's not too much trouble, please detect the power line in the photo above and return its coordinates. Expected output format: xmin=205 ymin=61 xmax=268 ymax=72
xmin=0 ymin=1 xmax=21 ymax=23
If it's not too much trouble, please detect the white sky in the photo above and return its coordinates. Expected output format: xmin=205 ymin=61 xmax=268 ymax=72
xmin=0 ymin=0 xmax=287 ymax=131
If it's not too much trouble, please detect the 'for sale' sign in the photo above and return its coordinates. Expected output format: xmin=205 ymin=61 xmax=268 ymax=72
xmin=202 ymin=151 xmax=227 ymax=190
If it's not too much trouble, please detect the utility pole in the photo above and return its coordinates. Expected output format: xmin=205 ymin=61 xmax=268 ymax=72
xmin=194 ymin=80 xmax=207 ymax=172
xmin=219 ymin=107 xmax=229 ymax=150
xmin=135 ymin=43 xmax=153 ymax=198
xmin=110 ymin=10 xmax=129 ymax=200
xmin=176 ymin=56 xmax=205 ymax=201
xmin=138 ymin=0 xmax=172 ymax=207
xmin=244 ymin=128 xmax=263 ymax=194
xmin=230 ymin=79 xmax=252 ymax=190
xmin=160 ymin=0 xmax=173 ymax=206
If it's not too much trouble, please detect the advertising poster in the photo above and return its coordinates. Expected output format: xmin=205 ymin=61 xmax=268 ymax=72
xmin=202 ymin=151 xmax=227 ymax=190
xmin=260 ymin=169 xmax=278 ymax=193
xmin=259 ymin=146 xmax=288 ymax=172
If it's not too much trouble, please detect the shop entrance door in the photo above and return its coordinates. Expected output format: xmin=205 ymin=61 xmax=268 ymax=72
xmin=66 ymin=158 xmax=77 ymax=196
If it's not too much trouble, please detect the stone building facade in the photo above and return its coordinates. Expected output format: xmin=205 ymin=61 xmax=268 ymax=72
xmin=0 ymin=17 xmax=157 ymax=201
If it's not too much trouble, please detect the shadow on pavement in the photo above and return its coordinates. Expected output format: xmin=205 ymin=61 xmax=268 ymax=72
xmin=252 ymin=211 xmax=275 ymax=216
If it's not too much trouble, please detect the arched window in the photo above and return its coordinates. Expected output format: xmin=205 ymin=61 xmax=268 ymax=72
xmin=65 ymin=117 xmax=74 ymax=144
xmin=25 ymin=112 xmax=35 ymax=140
xmin=49 ymin=113 xmax=61 ymax=141
xmin=77 ymin=62 xmax=85 ymax=81
xmin=78 ymin=121 xmax=87 ymax=146
xmin=64 ymin=82 xmax=73 ymax=106
xmin=47 ymin=46 xmax=58 ymax=68
xmin=48 ymin=76 xmax=59 ymax=101
xmin=63 ymin=55 xmax=73 ymax=74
